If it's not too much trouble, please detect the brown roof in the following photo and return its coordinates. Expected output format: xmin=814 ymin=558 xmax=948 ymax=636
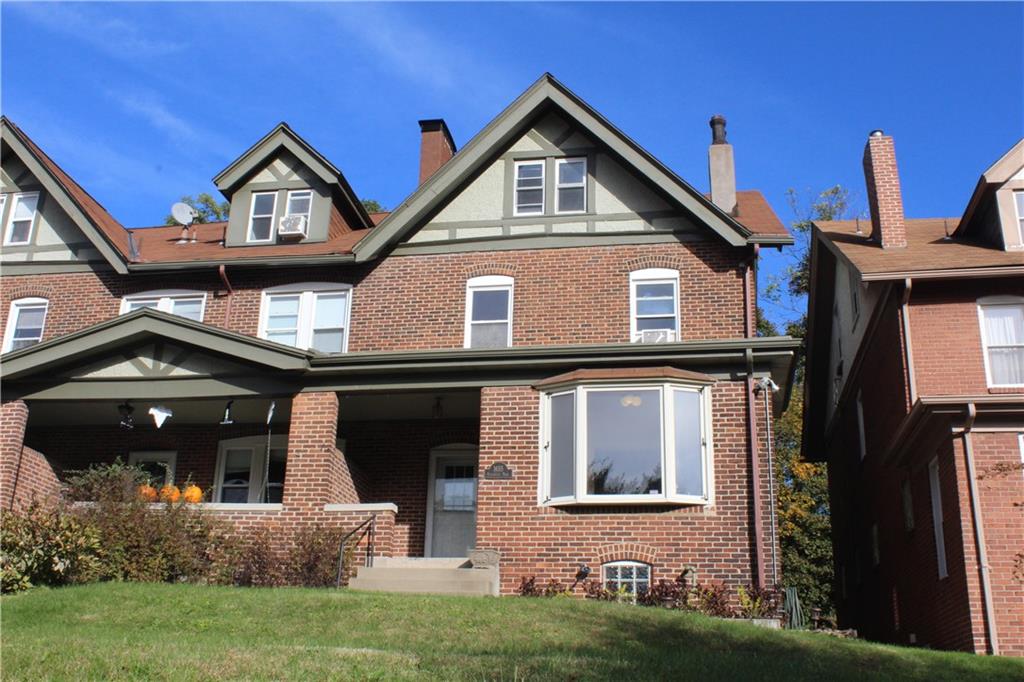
xmin=6 ymin=118 xmax=132 ymax=258
xmin=533 ymin=366 xmax=716 ymax=389
xmin=817 ymin=218 xmax=1024 ymax=279
xmin=703 ymin=190 xmax=789 ymax=237
xmin=130 ymin=222 xmax=370 ymax=263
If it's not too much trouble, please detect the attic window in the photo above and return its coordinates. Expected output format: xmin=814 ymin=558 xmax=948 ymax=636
xmin=514 ymin=161 xmax=544 ymax=216
xmin=248 ymin=192 xmax=277 ymax=243
xmin=555 ymin=158 xmax=587 ymax=214
xmin=4 ymin=192 xmax=39 ymax=246
xmin=1015 ymin=191 xmax=1024 ymax=243
xmin=285 ymin=190 xmax=313 ymax=235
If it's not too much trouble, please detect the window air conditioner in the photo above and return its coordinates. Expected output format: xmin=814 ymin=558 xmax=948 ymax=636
xmin=278 ymin=215 xmax=307 ymax=238
xmin=638 ymin=329 xmax=675 ymax=344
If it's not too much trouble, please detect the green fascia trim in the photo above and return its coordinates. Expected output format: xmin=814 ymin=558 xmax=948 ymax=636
xmin=5 ymin=376 xmax=302 ymax=402
xmin=390 ymin=232 xmax=705 ymax=257
xmin=748 ymin=234 xmax=795 ymax=246
xmin=127 ymin=253 xmax=357 ymax=272
xmin=1 ymin=262 xmax=113 ymax=275
xmin=354 ymin=73 xmax=754 ymax=262
xmin=2 ymin=121 xmax=129 ymax=274
xmin=212 ymin=123 xmax=372 ymax=229
xmin=0 ymin=308 xmax=311 ymax=380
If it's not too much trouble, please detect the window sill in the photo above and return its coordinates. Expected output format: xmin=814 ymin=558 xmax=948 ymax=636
xmin=323 ymin=502 xmax=398 ymax=513
xmin=988 ymin=385 xmax=1024 ymax=394
xmin=543 ymin=497 xmax=709 ymax=508
xmin=202 ymin=503 xmax=283 ymax=512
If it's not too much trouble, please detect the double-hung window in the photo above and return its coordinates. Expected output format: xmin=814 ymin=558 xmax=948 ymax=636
xmin=978 ymin=298 xmax=1024 ymax=387
xmin=928 ymin=457 xmax=948 ymax=579
xmin=630 ymin=268 xmax=680 ymax=343
xmin=120 ymin=290 xmax=206 ymax=322
xmin=555 ymin=158 xmax=586 ymax=213
xmin=514 ymin=161 xmax=544 ymax=216
xmin=248 ymin=191 xmax=277 ymax=242
xmin=541 ymin=379 xmax=712 ymax=505
xmin=464 ymin=275 xmax=513 ymax=348
xmin=284 ymin=189 xmax=313 ymax=235
xmin=215 ymin=436 xmax=287 ymax=504
xmin=4 ymin=192 xmax=39 ymax=245
xmin=1015 ymin=191 xmax=1024 ymax=244
xmin=3 ymin=297 xmax=48 ymax=352
xmin=260 ymin=283 xmax=351 ymax=353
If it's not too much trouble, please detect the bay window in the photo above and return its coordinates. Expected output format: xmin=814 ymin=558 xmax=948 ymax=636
xmin=978 ymin=298 xmax=1024 ymax=387
xmin=541 ymin=379 xmax=712 ymax=505
xmin=259 ymin=282 xmax=351 ymax=353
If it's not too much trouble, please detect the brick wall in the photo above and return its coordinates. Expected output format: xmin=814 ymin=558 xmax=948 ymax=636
xmin=475 ymin=383 xmax=774 ymax=596
xmin=1 ymin=400 xmax=61 ymax=509
xmin=1 ymin=241 xmax=751 ymax=350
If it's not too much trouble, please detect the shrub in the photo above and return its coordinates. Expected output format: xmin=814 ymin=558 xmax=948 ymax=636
xmin=637 ymin=577 xmax=688 ymax=609
xmin=737 ymin=584 xmax=780 ymax=619
xmin=284 ymin=525 xmax=343 ymax=587
xmin=1 ymin=504 xmax=102 ymax=593
xmin=693 ymin=582 xmax=735 ymax=617
xmin=517 ymin=576 xmax=572 ymax=597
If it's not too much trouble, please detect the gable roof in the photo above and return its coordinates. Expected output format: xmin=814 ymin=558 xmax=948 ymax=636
xmin=0 ymin=307 xmax=311 ymax=382
xmin=354 ymin=73 xmax=790 ymax=262
xmin=1 ymin=117 xmax=130 ymax=273
xmin=212 ymin=122 xmax=374 ymax=230
xmin=815 ymin=218 xmax=1024 ymax=280
xmin=954 ymin=137 xmax=1024 ymax=240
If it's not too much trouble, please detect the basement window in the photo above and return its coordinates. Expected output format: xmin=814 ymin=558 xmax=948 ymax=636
xmin=541 ymin=380 xmax=712 ymax=505
xmin=602 ymin=561 xmax=651 ymax=601
xmin=121 ymin=290 xmax=206 ymax=322
xmin=3 ymin=297 xmax=48 ymax=352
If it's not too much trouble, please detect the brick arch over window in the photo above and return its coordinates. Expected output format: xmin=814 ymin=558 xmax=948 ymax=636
xmin=3 ymin=283 xmax=56 ymax=301
xmin=465 ymin=262 xmax=519 ymax=279
xmin=623 ymin=255 xmax=687 ymax=273
xmin=595 ymin=543 xmax=658 ymax=565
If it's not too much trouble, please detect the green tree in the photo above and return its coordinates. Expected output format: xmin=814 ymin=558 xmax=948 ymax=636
xmin=361 ymin=199 xmax=385 ymax=213
xmin=164 ymin=194 xmax=230 ymax=225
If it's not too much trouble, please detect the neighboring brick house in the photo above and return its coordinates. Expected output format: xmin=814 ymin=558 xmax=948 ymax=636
xmin=0 ymin=74 xmax=797 ymax=597
xmin=803 ymin=133 xmax=1024 ymax=654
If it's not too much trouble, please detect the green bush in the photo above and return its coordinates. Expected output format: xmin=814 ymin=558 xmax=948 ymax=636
xmin=1 ymin=503 xmax=102 ymax=593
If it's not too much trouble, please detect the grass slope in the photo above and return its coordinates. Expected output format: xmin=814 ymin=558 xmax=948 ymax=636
xmin=2 ymin=583 xmax=1021 ymax=681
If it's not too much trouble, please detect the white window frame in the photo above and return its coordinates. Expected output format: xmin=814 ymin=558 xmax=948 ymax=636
xmin=629 ymin=268 xmax=680 ymax=343
xmin=602 ymin=560 xmax=651 ymax=601
xmin=285 ymin=189 xmax=313 ymax=236
xmin=120 ymin=290 xmax=207 ymax=322
xmin=513 ymin=160 xmax=545 ymax=216
xmin=928 ymin=457 xmax=948 ymax=580
xmin=213 ymin=435 xmax=288 ymax=504
xmin=4 ymin=191 xmax=40 ymax=245
xmin=258 ymin=282 xmax=352 ymax=353
xmin=2 ymin=297 xmax=49 ymax=353
xmin=463 ymin=275 xmax=514 ymax=349
xmin=856 ymin=390 xmax=867 ymax=460
xmin=247 ymin=191 xmax=278 ymax=243
xmin=128 ymin=451 xmax=177 ymax=486
xmin=0 ymin=195 xmax=7 ymax=227
xmin=554 ymin=157 xmax=587 ymax=215
xmin=1014 ymin=190 xmax=1024 ymax=244
xmin=539 ymin=380 xmax=714 ymax=506
xmin=977 ymin=297 xmax=1024 ymax=388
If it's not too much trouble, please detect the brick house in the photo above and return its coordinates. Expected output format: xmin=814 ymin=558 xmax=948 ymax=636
xmin=0 ymin=74 xmax=797 ymax=597
xmin=803 ymin=132 xmax=1024 ymax=653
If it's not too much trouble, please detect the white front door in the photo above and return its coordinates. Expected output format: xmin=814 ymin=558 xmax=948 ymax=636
xmin=426 ymin=446 xmax=478 ymax=558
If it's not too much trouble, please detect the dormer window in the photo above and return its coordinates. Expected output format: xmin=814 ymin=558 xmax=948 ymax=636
xmin=247 ymin=192 xmax=277 ymax=243
xmin=1015 ymin=191 xmax=1024 ymax=244
xmin=4 ymin=192 xmax=39 ymax=245
xmin=285 ymin=190 xmax=313 ymax=236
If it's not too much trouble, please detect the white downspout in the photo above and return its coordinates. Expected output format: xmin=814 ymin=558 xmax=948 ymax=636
xmin=961 ymin=402 xmax=1000 ymax=655
xmin=757 ymin=376 xmax=780 ymax=587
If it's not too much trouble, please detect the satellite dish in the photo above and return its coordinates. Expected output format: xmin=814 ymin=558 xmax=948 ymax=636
xmin=171 ymin=202 xmax=198 ymax=226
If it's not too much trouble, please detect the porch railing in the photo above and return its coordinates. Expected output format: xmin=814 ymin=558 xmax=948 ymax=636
xmin=335 ymin=513 xmax=377 ymax=588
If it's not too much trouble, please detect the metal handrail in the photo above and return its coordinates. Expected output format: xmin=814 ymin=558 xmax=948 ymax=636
xmin=335 ymin=513 xmax=377 ymax=588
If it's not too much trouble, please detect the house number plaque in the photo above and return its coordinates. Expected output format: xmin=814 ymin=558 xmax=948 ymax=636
xmin=484 ymin=462 xmax=513 ymax=480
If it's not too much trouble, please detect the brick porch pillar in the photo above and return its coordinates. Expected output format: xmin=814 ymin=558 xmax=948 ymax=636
xmin=1 ymin=400 xmax=30 ymax=510
xmin=282 ymin=391 xmax=346 ymax=510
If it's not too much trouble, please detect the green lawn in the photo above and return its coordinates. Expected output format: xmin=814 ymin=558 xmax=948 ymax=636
xmin=2 ymin=583 xmax=1021 ymax=681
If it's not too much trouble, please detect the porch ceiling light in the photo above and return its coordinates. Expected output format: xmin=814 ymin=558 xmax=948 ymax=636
xmin=220 ymin=400 xmax=235 ymax=426
xmin=149 ymin=405 xmax=173 ymax=429
xmin=118 ymin=401 xmax=134 ymax=430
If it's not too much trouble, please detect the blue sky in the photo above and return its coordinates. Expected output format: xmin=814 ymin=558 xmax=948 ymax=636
xmin=2 ymin=2 xmax=1021 ymax=328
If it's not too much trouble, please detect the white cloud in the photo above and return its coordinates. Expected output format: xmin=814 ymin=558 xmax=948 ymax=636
xmin=8 ymin=3 xmax=186 ymax=59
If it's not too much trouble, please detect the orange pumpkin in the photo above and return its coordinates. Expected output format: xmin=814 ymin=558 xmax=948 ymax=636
xmin=182 ymin=484 xmax=203 ymax=504
xmin=159 ymin=484 xmax=181 ymax=503
xmin=138 ymin=484 xmax=158 ymax=502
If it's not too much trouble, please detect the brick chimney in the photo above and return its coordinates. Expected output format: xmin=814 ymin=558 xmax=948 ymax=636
xmin=418 ymin=119 xmax=456 ymax=185
xmin=708 ymin=114 xmax=737 ymax=216
xmin=862 ymin=130 xmax=907 ymax=248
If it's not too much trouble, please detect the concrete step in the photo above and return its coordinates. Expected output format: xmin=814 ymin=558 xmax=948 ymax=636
xmin=374 ymin=557 xmax=469 ymax=568
xmin=349 ymin=565 xmax=499 ymax=596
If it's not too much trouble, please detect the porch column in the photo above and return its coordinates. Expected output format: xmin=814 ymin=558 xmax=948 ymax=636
xmin=282 ymin=391 xmax=347 ymax=510
xmin=1 ymin=400 xmax=30 ymax=510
